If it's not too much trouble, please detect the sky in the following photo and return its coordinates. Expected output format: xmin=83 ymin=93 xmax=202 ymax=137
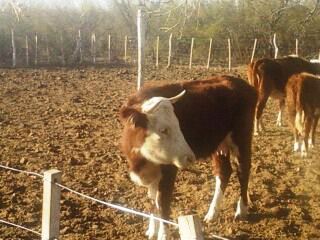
xmin=0 ymin=0 xmax=111 ymax=9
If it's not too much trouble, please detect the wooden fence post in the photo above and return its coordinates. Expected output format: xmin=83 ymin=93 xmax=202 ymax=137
xmin=178 ymin=215 xmax=204 ymax=240
xmin=167 ymin=33 xmax=172 ymax=68
xmin=295 ymin=38 xmax=298 ymax=56
xmin=137 ymin=9 xmax=145 ymax=90
xmin=228 ymin=38 xmax=231 ymax=72
xmin=250 ymin=38 xmax=257 ymax=63
xmin=60 ymin=34 xmax=65 ymax=66
xmin=91 ymin=33 xmax=96 ymax=64
xmin=108 ymin=34 xmax=111 ymax=63
xmin=207 ymin=38 xmax=212 ymax=69
xmin=78 ymin=30 xmax=83 ymax=64
xmin=46 ymin=35 xmax=50 ymax=64
xmin=25 ymin=36 xmax=29 ymax=66
xmin=11 ymin=29 xmax=16 ymax=68
xmin=41 ymin=169 xmax=61 ymax=240
xmin=124 ymin=35 xmax=128 ymax=63
xmin=156 ymin=36 xmax=159 ymax=68
xmin=189 ymin=37 xmax=194 ymax=69
xmin=35 ymin=33 xmax=38 ymax=66
xmin=273 ymin=33 xmax=278 ymax=59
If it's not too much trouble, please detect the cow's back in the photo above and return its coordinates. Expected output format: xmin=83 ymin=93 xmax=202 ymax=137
xmin=287 ymin=73 xmax=320 ymax=114
xmin=126 ymin=76 xmax=257 ymax=158
xmin=276 ymin=56 xmax=320 ymax=78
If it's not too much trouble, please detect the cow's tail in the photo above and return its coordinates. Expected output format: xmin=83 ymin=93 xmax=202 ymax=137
xmin=250 ymin=62 xmax=261 ymax=88
xmin=254 ymin=72 xmax=261 ymax=88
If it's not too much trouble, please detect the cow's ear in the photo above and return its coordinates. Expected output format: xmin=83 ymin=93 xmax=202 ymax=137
xmin=120 ymin=106 xmax=148 ymax=128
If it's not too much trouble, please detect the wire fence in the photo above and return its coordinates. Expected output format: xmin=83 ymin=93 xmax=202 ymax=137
xmin=1 ymin=28 xmax=319 ymax=68
xmin=0 ymin=163 xmax=229 ymax=240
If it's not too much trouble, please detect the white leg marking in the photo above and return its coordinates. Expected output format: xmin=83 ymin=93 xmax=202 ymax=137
xmin=301 ymin=141 xmax=308 ymax=158
xmin=276 ymin=111 xmax=282 ymax=127
xmin=235 ymin=197 xmax=248 ymax=220
xmin=293 ymin=141 xmax=300 ymax=152
xmin=146 ymin=214 xmax=159 ymax=239
xmin=146 ymin=186 xmax=161 ymax=239
xmin=157 ymin=222 xmax=168 ymax=240
xmin=308 ymin=138 xmax=314 ymax=149
xmin=146 ymin=218 xmax=169 ymax=240
xmin=204 ymin=176 xmax=224 ymax=222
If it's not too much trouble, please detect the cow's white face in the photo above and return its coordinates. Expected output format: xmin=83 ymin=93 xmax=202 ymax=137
xmin=139 ymin=93 xmax=196 ymax=169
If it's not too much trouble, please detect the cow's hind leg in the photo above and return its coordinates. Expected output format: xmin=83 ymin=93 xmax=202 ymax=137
xmin=146 ymin=165 xmax=178 ymax=240
xmin=234 ymin=144 xmax=251 ymax=220
xmin=276 ymin=98 xmax=285 ymax=127
xmin=204 ymin=144 xmax=232 ymax=222
xmin=232 ymin=112 xmax=253 ymax=220
xmin=293 ymin=128 xmax=301 ymax=152
xmin=254 ymin=90 xmax=270 ymax=135
xmin=309 ymin=115 xmax=319 ymax=148
xmin=301 ymin=116 xmax=312 ymax=157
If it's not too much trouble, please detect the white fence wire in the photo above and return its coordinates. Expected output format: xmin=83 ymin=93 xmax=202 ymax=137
xmin=0 ymin=163 xmax=230 ymax=240
xmin=0 ymin=219 xmax=41 ymax=237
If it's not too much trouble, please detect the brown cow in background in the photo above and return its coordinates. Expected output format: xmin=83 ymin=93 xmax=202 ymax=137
xmin=286 ymin=72 xmax=320 ymax=157
xmin=248 ymin=56 xmax=320 ymax=135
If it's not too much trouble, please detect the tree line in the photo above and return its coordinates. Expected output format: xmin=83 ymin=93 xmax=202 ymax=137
xmin=0 ymin=0 xmax=319 ymax=67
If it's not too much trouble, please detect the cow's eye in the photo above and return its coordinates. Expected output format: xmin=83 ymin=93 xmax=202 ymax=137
xmin=159 ymin=127 xmax=169 ymax=136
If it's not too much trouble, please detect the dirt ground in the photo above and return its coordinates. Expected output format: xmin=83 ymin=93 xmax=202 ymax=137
xmin=0 ymin=65 xmax=319 ymax=240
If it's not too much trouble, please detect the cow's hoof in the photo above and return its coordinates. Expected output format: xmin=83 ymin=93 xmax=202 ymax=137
xmin=301 ymin=151 xmax=308 ymax=158
xmin=234 ymin=198 xmax=248 ymax=221
xmin=204 ymin=210 xmax=219 ymax=223
xmin=308 ymin=139 xmax=314 ymax=149
xmin=293 ymin=142 xmax=300 ymax=152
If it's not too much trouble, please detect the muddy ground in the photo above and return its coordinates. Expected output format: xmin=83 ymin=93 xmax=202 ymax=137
xmin=0 ymin=65 xmax=319 ymax=240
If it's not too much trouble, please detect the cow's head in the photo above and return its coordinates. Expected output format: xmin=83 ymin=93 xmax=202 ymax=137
xmin=120 ymin=90 xmax=195 ymax=169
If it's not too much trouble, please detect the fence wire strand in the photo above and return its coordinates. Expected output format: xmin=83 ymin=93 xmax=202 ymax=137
xmin=0 ymin=164 xmax=178 ymax=226
xmin=0 ymin=164 xmax=43 ymax=178
xmin=0 ymin=164 xmax=231 ymax=239
xmin=54 ymin=182 xmax=179 ymax=227
xmin=0 ymin=219 xmax=41 ymax=237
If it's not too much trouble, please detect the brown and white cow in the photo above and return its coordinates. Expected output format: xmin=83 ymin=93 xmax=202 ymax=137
xmin=286 ymin=72 xmax=320 ymax=157
xmin=119 ymin=76 xmax=257 ymax=239
xmin=247 ymin=56 xmax=320 ymax=135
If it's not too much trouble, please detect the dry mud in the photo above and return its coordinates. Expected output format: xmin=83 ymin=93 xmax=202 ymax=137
xmin=0 ymin=66 xmax=319 ymax=240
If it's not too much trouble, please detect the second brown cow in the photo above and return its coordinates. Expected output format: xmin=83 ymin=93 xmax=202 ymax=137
xmin=248 ymin=56 xmax=320 ymax=135
xmin=286 ymin=72 xmax=320 ymax=157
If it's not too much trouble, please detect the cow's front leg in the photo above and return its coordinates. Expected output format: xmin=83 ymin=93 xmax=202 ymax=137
xmin=146 ymin=165 xmax=178 ymax=240
xmin=145 ymin=193 xmax=170 ymax=240
xmin=145 ymin=184 xmax=160 ymax=239
xmin=235 ymin=152 xmax=250 ymax=220
xmin=205 ymin=148 xmax=232 ymax=222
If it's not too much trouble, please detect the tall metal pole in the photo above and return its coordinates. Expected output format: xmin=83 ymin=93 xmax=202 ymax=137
xmin=137 ymin=9 xmax=145 ymax=90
